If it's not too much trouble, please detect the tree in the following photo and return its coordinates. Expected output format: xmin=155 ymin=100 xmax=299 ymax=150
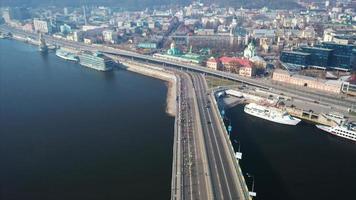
xmin=229 ymin=60 xmax=242 ymax=74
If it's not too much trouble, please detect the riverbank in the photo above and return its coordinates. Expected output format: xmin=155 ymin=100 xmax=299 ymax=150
xmin=4 ymin=33 xmax=178 ymax=117
xmin=54 ymin=47 xmax=178 ymax=117
xmin=0 ymin=39 xmax=174 ymax=200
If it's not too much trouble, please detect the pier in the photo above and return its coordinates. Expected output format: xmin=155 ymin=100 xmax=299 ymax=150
xmin=218 ymin=86 xmax=355 ymax=127
xmin=286 ymin=108 xmax=340 ymax=127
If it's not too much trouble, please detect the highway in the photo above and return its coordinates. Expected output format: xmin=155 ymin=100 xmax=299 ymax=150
xmin=1 ymin=25 xmax=354 ymax=110
xmin=171 ymin=69 xmax=251 ymax=200
xmin=173 ymin=71 xmax=213 ymax=200
xmin=101 ymin=55 xmax=251 ymax=199
xmin=190 ymin=72 xmax=250 ymax=200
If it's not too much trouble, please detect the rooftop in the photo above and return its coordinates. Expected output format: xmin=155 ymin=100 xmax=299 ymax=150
xmin=301 ymin=46 xmax=333 ymax=51
xmin=282 ymin=51 xmax=311 ymax=56
xmin=274 ymin=69 xmax=344 ymax=86
xmin=219 ymin=56 xmax=253 ymax=68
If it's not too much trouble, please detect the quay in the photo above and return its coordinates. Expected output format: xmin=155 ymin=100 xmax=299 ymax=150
xmin=286 ymin=108 xmax=339 ymax=127
xmin=218 ymin=86 xmax=356 ymax=127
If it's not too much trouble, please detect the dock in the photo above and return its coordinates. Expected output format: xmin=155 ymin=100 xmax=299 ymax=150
xmin=219 ymin=87 xmax=354 ymax=127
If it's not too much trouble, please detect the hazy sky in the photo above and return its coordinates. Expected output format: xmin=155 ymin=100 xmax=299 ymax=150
xmin=0 ymin=0 xmax=301 ymax=9
xmin=0 ymin=0 xmax=190 ymax=7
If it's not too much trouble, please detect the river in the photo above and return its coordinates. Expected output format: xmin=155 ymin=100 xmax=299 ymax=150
xmin=0 ymin=39 xmax=174 ymax=200
xmin=224 ymin=105 xmax=356 ymax=200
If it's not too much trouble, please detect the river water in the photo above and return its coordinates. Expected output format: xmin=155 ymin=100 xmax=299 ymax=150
xmin=224 ymin=105 xmax=356 ymax=200
xmin=0 ymin=39 xmax=174 ymax=200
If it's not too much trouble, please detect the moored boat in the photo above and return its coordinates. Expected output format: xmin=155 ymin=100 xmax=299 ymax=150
xmin=244 ymin=103 xmax=301 ymax=125
xmin=56 ymin=49 xmax=79 ymax=62
xmin=316 ymin=122 xmax=356 ymax=142
xmin=78 ymin=51 xmax=113 ymax=71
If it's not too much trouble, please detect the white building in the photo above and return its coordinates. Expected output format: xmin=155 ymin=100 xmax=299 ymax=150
xmin=323 ymin=28 xmax=335 ymax=42
xmin=102 ymin=30 xmax=117 ymax=43
xmin=244 ymin=42 xmax=256 ymax=58
xmin=2 ymin=9 xmax=11 ymax=23
xmin=195 ymin=29 xmax=215 ymax=35
xmin=206 ymin=57 xmax=220 ymax=70
xmin=301 ymin=26 xmax=316 ymax=39
xmin=73 ymin=31 xmax=84 ymax=42
xmin=82 ymin=25 xmax=101 ymax=31
xmin=33 ymin=19 xmax=51 ymax=33
xmin=148 ymin=21 xmax=157 ymax=29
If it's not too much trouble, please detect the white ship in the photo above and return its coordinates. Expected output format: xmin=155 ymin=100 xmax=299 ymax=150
xmin=316 ymin=122 xmax=356 ymax=142
xmin=56 ymin=49 xmax=79 ymax=62
xmin=78 ymin=51 xmax=113 ymax=71
xmin=244 ymin=103 xmax=301 ymax=125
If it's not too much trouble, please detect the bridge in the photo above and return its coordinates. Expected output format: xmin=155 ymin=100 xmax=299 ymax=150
xmin=116 ymin=58 xmax=252 ymax=200
xmin=2 ymin=24 xmax=355 ymax=199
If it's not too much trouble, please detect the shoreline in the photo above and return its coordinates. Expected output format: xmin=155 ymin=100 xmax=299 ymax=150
xmin=105 ymin=57 xmax=177 ymax=117
xmin=7 ymin=34 xmax=178 ymax=117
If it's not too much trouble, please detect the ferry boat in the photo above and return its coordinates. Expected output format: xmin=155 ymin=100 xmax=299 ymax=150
xmin=78 ymin=51 xmax=113 ymax=71
xmin=316 ymin=122 xmax=356 ymax=142
xmin=56 ymin=49 xmax=78 ymax=62
xmin=244 ymin=103 xmax=301 ymax=125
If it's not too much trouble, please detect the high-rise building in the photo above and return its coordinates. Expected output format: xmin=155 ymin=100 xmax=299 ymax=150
xmin=73 ymin=31 xmax=84 ymax=42
xmin=320 ymin=42 xmax=356 ymax=70
xmin=33 ymin=19 xmax=52 ymax=34
xmin=64 ymin=7 xmax=68 ymax=16
xmin=280 ymin=42 xmax=355 ymax=71
xmin=299 ymin=46 xmax=333 ymax=67
xmin=83 ymin=6 xmax=88 ymax=25
xmin=2 ymin=9 xmax=11 ymax=23
xmin=11 ymin=7 xmax=30 ymax=20
xmin=2 ymin=7 xmax=30 ymax=23
xmin=352 ymin=49 xmax=356 ymax=72
xmin=280 ymin=51 xmax=310 ymax=66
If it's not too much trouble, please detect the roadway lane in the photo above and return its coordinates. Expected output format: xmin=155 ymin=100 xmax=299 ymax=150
xmin=191 ymin=72 xmax=249 ymax=200
xmin=180 ymin=73 xmax=200 ymax=200
xmin=173 ymin=71 xmax=214 ymax=200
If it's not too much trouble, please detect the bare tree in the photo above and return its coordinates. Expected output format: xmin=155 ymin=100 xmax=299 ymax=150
xmin=229 ymin=60 xmax=242 ymax=74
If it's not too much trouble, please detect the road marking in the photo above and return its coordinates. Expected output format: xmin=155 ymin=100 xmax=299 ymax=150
xmin=197 ymin=74 xmax=233 ymax=199
xmin=193 ymin=74 xmax=224 ymax=199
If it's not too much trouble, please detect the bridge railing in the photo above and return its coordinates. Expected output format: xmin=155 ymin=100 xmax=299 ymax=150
xmin=171 ymin=74 xmax=182 ymax=200
xmin=209 ymin=88 xmax=252 ymax=200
